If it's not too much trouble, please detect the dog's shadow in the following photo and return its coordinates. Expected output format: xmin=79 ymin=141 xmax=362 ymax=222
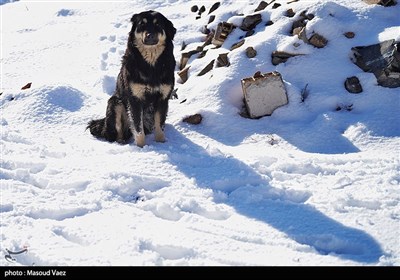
xmin=154 ymin=125 xmax=384 ymax=263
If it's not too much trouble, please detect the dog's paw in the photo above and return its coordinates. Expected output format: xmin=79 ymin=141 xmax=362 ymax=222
xmin=135 ymin=133 xmax=145 ymax=148
xmin=155 ymin=131 xmax=166 ymax=143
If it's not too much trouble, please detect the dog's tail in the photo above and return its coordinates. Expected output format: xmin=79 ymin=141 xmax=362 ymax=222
xmin=86 ymin=118 xmax=106 ymax=139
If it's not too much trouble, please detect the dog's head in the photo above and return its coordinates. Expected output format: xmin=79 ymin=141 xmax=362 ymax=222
xmin=130 ymin=10 xmax=176 ymax=47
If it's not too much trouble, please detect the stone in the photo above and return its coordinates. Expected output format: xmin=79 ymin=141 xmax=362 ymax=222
xmin=286 ymin=8 xmax=296 ymax=17
xmin=183 ymin=114 xmax=203 ymax=125
xmin=265 ymin=20 xmax=274 ymax=26
xmin=246 ymin=47 xmax=257 ymax=58
xmin=272 ymin=3 xmax=281 ymax=9
xmin=240 ymin=14 xmax=262 ymax=31
xmin=208 ymin=15 xmax=216 ymax=24
xmin=363 ymin=0 xmax=397 ymax=6
xmin=351 ymin=39 xmax=400 ymax=88
xmin=209 ymin=2 xmax=221 ymax=14
xmin=344 ymin=76 xmax=363 ymax=93
xmin=230 ymin=39 xmax=245 ymax=51
xmin=216 ymin=53 xmax=230 ymax=67
xmin=178 ymin=66 xmax=190 ymax=84
xmin=191 ymin=5 xmax=198 ymax=13
xmin=199 ymin=6 xmax=206 ymax=15
xmin=241 ymin=71 xmax=288 ymax=118
xmin=245 ymin=30 xmax=255 ymax=37
xmin=344 ymin=32 xmax=355 ymax=38
xmin=212 ymin=22 xmax=234 ymax=46
xmin=198 ymin=60 xmax=215 ymax=76
xmin=309 ymin=33 xmax=328 ymax=48
xmin=271 ymin=51 xmax=301 ymax=65
xmin=180 ymin=46 xmax=203 ymax=70
xmin=254 ymin=1 xmax=269 ymax=12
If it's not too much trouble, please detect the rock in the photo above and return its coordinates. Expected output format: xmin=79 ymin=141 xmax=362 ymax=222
xmin=208 ymin=15 xmax=216 ymax=24
xmin=191 ymin=5 xmax=198 ymax=13
xmin=286 ymin=8 xmax=296 ymax=17
xmin=180 ymin=47 xmax=203 ymax=70
xmin=230 ymin=39 xmax=245 ymax=51
xmin=200 ymin=25 xmax=210 ymax=35
xmin=246 ymin=47 xmax=257 ymax=58
xmin=209 ymin=2 xmax=221 ymax=14
xmin=198 ymin=6 xmax=206 ymax=15
xmin=309 ymin=33 xmax=328 ymax=48
xmin=245 ymin=30 xmax=255 ymax=37
xmin=241 ymin=71 xmax=288 ymax=118
xmin=363 ymin=0 xmax=397 ymax=6
xmin=183 ymin=114 xmax=203 ymax=125
xmin=351 ymin=39 xmax=400 ymax=88
xmin=240 ymin=14 xmax=262 ymax=31
xmin=198 ymin=50 xmax=208 ymax=59
xmin=265 ymin=20 xmax=274 ymax=26
xmin=271 ymin=51 xmax=301 ymax=65
xmin=344 ymin=76 xmax=363 ymax=93
xmin=198 ymin=60 xmax=215 ymax=76
xmin=254 ymin=1 xmax=269 ymax=12
xmin=344 ymin=32 xmax=355 ymax=39
xmin=212 ymin=22 xmax=234 ymax=46
xmin=272 ymin=3 xmax=281 ymax=9
xmin=178 ymin=66 xmax=190 ymax=84
xmin=216 ymin=53 xmax=230 ymax=67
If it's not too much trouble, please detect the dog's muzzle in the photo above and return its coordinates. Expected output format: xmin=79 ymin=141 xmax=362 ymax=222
xmin=143 ymin=32 xmax=159 ymax=45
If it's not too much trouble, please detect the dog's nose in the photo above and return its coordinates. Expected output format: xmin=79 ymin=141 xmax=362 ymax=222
xmin=144 ymin=32 xmax=158 ymax=45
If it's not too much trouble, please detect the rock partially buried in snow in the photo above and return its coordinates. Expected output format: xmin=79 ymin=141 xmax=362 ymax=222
xmin=212 ymin=22 xmax=234 ymax=47
xmin=345 ymin=76 xmax=363 ymax=94
xmin=241 ymin=71 xmax=288 ymax=118
xmin=351 ymin=39 xmax=400 ymax=88
xmin=240 ymin=14 xmax=262 ymax=31
xmin=271 ymin=51 xmax=301 ymax=65
xmin=309 ymin=33 xmax=328 ymax=48
xmin=183 ymin=114 xmax=203 ymax=125
xmin=363 ymin=0 xmax=397 ymax=6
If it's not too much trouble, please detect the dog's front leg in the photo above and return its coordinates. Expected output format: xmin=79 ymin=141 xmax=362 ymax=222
xmin=127 ymin=97 xmax=145 ymax=148
xmin=154 ymin=98 xmax=168 ymax=143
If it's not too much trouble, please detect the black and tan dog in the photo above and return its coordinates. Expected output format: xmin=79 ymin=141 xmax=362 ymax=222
xmin=88 ymin=10 xmax=176 ymax=147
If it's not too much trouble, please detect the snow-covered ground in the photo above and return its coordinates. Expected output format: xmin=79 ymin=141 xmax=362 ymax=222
xmin=1 ymin=0 xmax=399 ymax=266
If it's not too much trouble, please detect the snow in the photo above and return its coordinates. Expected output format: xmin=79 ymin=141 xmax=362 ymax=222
xmin=1 ymin=0 xmax=399 ymax=266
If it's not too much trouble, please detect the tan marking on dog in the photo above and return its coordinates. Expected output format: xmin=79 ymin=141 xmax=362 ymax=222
xmin=142 ymin=18 xmax=147 ymax=24
xmin=153 ymin=18 xmax=158 ymax=24
xmin=159 ymin=84 xmax=172 ymax=100
xmin=129 ymin=82 xmax=148 ymax=100
xmin=134 ymin=110 xmax=145 ymax=148
xmin=134 ymin=31 xmax=166 ymax=66
xmin=154 ymin=111 xmax=165 ymax=143
xmin=115 ymin=104 xmax=126 ymax=141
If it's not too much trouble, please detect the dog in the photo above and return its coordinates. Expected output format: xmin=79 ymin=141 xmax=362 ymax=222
xmin=87 ymin=10 xmax=176 ymax=147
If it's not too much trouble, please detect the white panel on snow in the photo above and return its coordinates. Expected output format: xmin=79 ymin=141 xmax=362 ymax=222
xmin=241 ymin=71 xmax=288 ymax=118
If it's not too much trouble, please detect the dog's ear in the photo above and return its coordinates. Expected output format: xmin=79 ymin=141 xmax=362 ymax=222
xmin=165 ymin=19 xmax=176 ymax=40
xmin=130 ymin=13 xmax=140 ymax=28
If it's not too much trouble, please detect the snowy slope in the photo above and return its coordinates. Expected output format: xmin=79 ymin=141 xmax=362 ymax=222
xmin=1 ymin=0 xmax=399 ymax=266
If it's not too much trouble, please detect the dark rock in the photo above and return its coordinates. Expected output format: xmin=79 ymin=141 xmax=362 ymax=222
xmin=198 ymin=60 xmax=215 ymax=76
xmin=181 ymin=41 xmax=187 ymax=51
xmin=198 ymin=50 xmax=208 ymax=59
xmin=344 ymin=32 xmax=355 ymax=39
xmin=183 ymin=114 xmax=203 ymax=125
xmin=245 ymin=30 xmax=255 ymax=37
xmin=212 ymin=22 xmax=234 ymax=46
xmin=255 ymin=1 xmax=269 ymax=12
xmin=178 ymin=66 xmax=190 ymax=84
xmin=352 ymin=39 xmax=400 ymax=88
xmin=309 ymin=33 xmax=328 ymax=48
xmin=209 ymin=2 xmax=221 ymax=14
xmin=230 ymin=39 xmax=245 ymax=51
xmin=216 ymin=53 xmax=230 ymax=67
xmin=291 ymin=18 xmax=307 ymax=35
xmin=208 ymin=15 xmax=216 ymax=24
xmin=180 ymin=47 xmax=203 ymax=70
xmin=246 ymin=47 xmax=257 ymax=58
xmin=271 ymin=51 xmax=301 ymax=65
xmin=345 ymin=76 xmax=363 ymax=93
xmin=196 ymin=16 xmax=201 ymax=20
xmin=363 ymin=0 xmax=397 ymax=6
xmin=300 ymin=11 xmax=314 ymax=20
xmin=191 ymin=5 xmax=198 ymax=13
xmin=265 ymin=20 xmax=274 ymax=26
xmin=272 ymin=3 xmax=281 ymax=9
xmin=199 ymin=6 xmax=206 ymax=15
xmin=286 ymin=8 xmax=296 ymax=17
xmin=240 ymin=14 xmax=262 ymax=31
